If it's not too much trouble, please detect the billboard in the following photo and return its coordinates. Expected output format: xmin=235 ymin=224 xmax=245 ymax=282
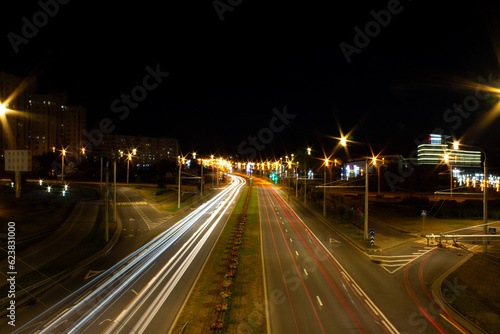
xmin=5 ymin=150 xmax=31 ymax=171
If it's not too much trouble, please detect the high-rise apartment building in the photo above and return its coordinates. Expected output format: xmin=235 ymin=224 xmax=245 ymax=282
xmin=95 ymin=134 xmax=178 ymax=168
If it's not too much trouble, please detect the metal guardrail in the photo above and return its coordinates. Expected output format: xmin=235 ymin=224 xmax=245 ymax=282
xmin=424 ymin=233 xmax=500 ymax=246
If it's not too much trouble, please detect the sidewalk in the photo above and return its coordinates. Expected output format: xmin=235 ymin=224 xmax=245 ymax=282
xmin=282 ymin=189 xmax=413 ymax=252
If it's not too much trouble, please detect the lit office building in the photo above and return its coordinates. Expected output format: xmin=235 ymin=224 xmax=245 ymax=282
xmin=417 ymin=134 xmax=481 ymax=167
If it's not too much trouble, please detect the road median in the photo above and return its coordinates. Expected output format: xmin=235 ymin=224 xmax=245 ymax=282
xmin=171 ymin=184 xmax=266 ymax=333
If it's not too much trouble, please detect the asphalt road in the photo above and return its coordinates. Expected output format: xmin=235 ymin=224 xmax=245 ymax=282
xmin=5 ymin=175 xmax=246 ymax=334
xmin=257 ymin=175 xmax=480 ymax=334
xmin=259 ymin=181 xmax=397 ymax=333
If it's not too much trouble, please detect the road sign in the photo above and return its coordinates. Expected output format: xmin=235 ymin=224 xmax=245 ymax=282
xmin=421 ymin=210 xmax=427 ymax=217
xmin=489 ymin=228 xmax=497 ymax=235
xmin=370 ymin=236 xmax=375 ymax=245
xmin=5 ymin=150 xmax=31 ymax=171
xmin=369 ymin=229 xmax=376 ymax=236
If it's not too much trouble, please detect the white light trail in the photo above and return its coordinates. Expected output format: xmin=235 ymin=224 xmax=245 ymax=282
xmin=15 ymin=175 xmax=245 ymax=334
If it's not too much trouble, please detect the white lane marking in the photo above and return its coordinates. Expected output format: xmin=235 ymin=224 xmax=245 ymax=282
xmin=304 ymin=269 xmax=308 ymax=276
xmin=295 ymin=251 xmax=299 ymax=256
xmin=316 ymin=296 xmax=323 ymax=307
xmin=382 ymin=319 xmax=398 ymax=334
xmin=365 ymin=298 xmax=380 ymax=316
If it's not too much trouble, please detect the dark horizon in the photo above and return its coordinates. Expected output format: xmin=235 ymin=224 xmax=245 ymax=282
xmin=2 ymin=1 xmax=500 ymax=163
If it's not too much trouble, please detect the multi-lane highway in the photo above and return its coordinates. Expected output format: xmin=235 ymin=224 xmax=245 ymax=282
xmin=259 ymin=181 xmax=398 ymax=333
xmin=257 ymin=176 xmax=479 ymax=334
xmin=11 ymin=174 xmax=245 ymax=334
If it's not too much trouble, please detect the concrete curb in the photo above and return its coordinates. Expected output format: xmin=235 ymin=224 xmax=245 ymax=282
xmin=283 ymin=190 xmax=379 ymax=252
xmin=430 ymin=253 xmax=487 ymax=334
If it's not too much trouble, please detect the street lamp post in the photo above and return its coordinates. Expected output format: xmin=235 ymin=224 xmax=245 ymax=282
xmin=304 ymin=163 xmax=307 ymax=204
xmin=61 ymin=149 xmax=66 ymax=183
xmin=323 ymin=158 xmax=328 ymax=217
xmin=483 ymin=157 xmax=488 ymax=253
xmin=127 ymin=153 xmax=132 ymax=184
xmin=178 ymin=156 xmax=185 ymax=209
xmin=193 ymin=153 xmax=204 ymax=197
xmin=364 ymin=158 xmax=369 ymax=241
xmin=295 ymin=167 xmax=298 ymax=198
xmin=451 ymin=142 xmax=488 ymax=253
xmin=341 ymin=137 xmax=370 ymax=241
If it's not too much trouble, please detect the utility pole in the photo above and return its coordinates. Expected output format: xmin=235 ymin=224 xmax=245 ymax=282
xmin=295 ymin=168 xmax=298 ymax=197
xmin=114 ymin=160 xmax=117 ymax=223
xmin=100 ymin=157 xmax=103 ymax=190
xmin=364 ymin=158 xmax=369 ymax=241
xmin=323 ymin=160 xmax=328 ymax=217
xmin=304 ymin=163 xmax=307 ymax=204
xmin=178 ymin=159 xmax=182 ymax=209
xmin=483 ymin=159 xmax=488 ymax=253
xmin=105 ymin=161 xmax=109 ymax=242
xmin=200 ymin=161 xmax=204 ymax=196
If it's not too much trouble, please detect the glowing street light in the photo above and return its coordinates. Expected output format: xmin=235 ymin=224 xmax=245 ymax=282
xmin=127 ymin=153 xmax=133 ymax=184
xmin=0 ymin=103 xmax=7 ymax=116
xmin=340 ymin=137 xmax=370 ymax=241
xmin=61 ymin=149 xmax=66 ymax=182
xmin=323 ymin=158 xmax=329 ymax=216
xmin=340 ymin=136 xmax=347 ymax=147
xmin=442 ymin=153 xmax=452 ymax=197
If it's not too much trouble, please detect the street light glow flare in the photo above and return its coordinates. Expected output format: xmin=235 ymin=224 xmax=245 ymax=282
xmin=0 ymin=103 xmax=7 ymax=116
xmin=340 ymin=137 xmax=347 ymax=147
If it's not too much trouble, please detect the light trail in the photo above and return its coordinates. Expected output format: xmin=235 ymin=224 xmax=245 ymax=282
xmin=14 ymin=175 xmax=246 ymax=334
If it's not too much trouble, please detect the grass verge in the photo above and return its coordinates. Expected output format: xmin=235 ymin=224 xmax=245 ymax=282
xmin=171 ymin=185 xmax=266 ymax=333
xmin=444 ymin=254 xmax=500 ymax=333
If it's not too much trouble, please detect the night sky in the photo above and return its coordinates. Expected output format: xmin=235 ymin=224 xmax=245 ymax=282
xmin=2 ymin=1 xmax=500 ymax=162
